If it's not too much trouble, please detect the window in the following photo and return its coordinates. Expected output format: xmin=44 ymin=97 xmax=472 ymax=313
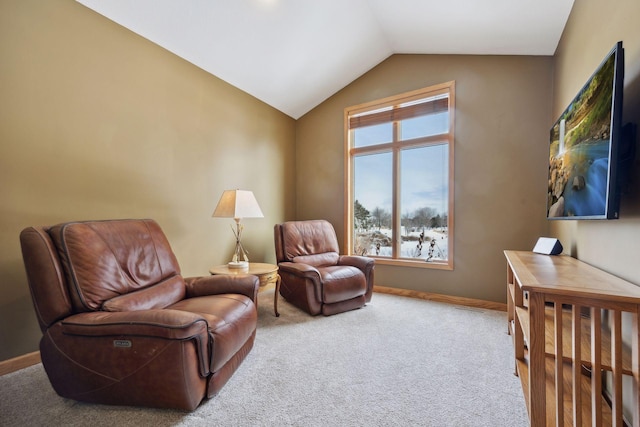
xmin=345 ymin=82 xmax=454 ymax=269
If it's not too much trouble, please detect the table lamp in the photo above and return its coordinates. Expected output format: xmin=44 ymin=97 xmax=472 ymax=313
xmin=212 ymin=189 xmax=264 ymax=269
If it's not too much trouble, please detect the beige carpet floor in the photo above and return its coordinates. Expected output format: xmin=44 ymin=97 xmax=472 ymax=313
xmin=0 ymin=290 xmax=528 ymax=426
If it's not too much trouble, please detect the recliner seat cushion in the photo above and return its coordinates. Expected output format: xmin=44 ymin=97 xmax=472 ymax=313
xmin=318 ymin=266 xmax=366 ymax=304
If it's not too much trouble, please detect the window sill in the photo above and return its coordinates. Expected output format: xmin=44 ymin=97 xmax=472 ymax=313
xmin=370 ymin=257 xmax=453 ymax=270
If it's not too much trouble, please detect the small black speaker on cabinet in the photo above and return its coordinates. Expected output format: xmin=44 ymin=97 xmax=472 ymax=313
xmin=532 ymin=237 xmax=563 ymax=255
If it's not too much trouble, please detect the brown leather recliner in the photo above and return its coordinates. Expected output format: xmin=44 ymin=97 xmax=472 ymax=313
xmin=274 ymin=219 xmax=374 ymax=316
xmin=20 ymin=219 xmax=259 ymax=411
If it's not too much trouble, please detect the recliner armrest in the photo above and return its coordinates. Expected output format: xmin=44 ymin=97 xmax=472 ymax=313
xmin=184 ymin=275 xmax=259 ymax=302
xmin=338 ymin=255 xmax=375 ymax=272
xmin=338 ymin=255 xmax=375 ymax=303
xmin=277 ymin=261 xmax=320 ymax=279
xmin=278 ymin=262 xmax=323 ymax=305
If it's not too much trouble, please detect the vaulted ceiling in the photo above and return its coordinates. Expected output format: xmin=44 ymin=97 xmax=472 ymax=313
xmin=76 ymin=0 xmax=574 ymax=119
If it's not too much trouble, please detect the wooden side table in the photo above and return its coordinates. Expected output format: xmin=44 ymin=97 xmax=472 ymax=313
xmin=209 ymin=262 xmax=281 ymax=317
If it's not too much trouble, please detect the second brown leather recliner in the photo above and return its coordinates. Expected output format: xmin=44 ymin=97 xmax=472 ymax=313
xmin=274 ymin=219 xmax=375 ymax=316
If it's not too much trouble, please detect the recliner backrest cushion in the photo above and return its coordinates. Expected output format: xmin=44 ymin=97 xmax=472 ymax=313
xmin=49 ymin=219 xmax=183 ymax=312
xmin=281 ymin=220 xmax=340 ymax=261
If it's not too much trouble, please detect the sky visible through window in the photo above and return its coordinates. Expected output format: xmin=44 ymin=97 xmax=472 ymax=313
xmin=354 ymin=111 xmax=448 ymax=217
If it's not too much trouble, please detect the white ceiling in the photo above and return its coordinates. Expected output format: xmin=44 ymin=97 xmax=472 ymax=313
xmin=76 ymin=0 xmax=574 ymax=119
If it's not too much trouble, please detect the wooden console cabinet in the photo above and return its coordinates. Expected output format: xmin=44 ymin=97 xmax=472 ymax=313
xmin=505 ymin=250 xmax=640 ymax=426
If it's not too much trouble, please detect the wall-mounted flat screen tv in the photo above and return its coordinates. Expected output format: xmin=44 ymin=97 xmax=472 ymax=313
xmin=547 ymin=41 xmax=624 ymax=220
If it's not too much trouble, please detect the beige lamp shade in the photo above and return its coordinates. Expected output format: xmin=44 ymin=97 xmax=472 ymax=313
xmin=212 ymin=190 xmax=264 ymax=219
xmin=212 ymin=189 xmax=263 ymax=269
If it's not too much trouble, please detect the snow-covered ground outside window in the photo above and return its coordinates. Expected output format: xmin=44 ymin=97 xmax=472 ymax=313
xmin=355 ymin=226 xmax=448 ymax=262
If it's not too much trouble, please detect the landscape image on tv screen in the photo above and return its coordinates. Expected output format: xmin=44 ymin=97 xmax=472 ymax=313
xmin=547 ymin=46 xmax=619 ymax=219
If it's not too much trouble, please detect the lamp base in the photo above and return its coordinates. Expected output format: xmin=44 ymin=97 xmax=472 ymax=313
xmin=228 ymin=261 xmax=249 ymax=269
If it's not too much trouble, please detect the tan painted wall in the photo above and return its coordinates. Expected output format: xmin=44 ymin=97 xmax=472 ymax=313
xmin=296 ymin=54 xmax=553 ymax=303
xmin=550 ymin=0 xmax=640 ymax=286
xmin=0 ymin=0 xmax=296 ymax=360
